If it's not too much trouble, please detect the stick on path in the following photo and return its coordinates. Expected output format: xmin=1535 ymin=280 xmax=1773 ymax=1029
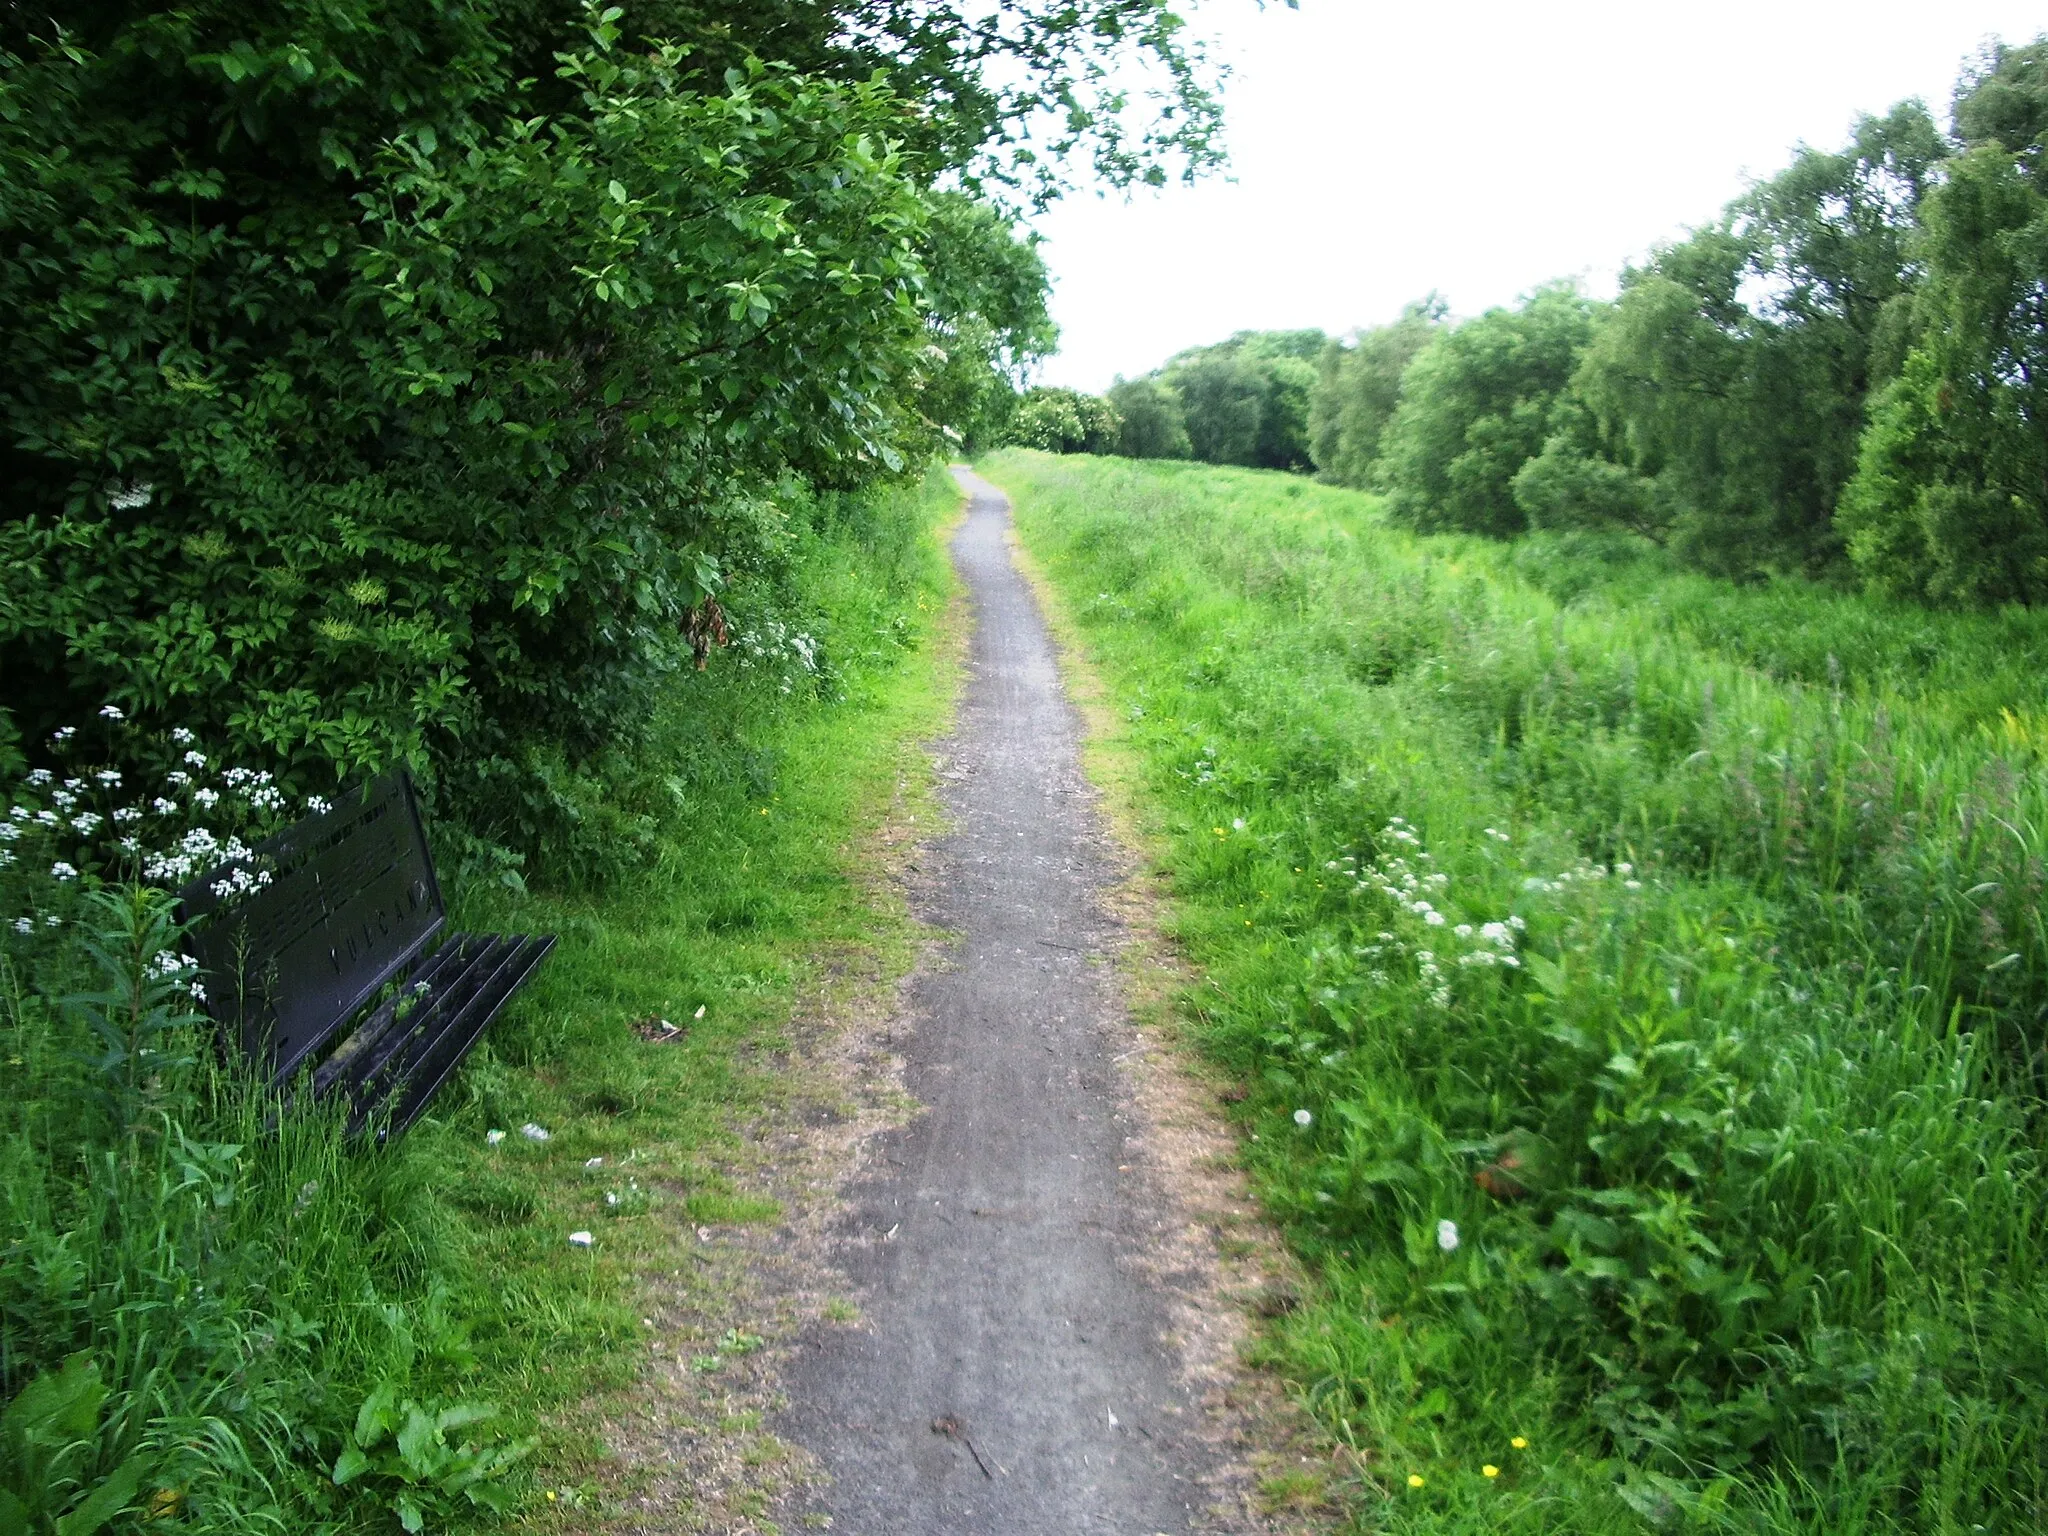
xmin=780 ymin=468 xmax=1234 ymax=1533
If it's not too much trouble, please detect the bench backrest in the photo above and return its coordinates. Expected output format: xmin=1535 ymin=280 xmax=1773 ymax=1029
xmin=179 ymin=771 xmax=445 ymax=1084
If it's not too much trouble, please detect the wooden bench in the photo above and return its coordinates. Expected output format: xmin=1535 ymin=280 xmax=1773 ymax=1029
xmin=178 ymin=770 xmax=554 ymax=1138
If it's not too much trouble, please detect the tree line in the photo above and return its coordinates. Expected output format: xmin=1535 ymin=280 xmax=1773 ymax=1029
xmin=1020 ymin=36 xmax=2048 ymax=606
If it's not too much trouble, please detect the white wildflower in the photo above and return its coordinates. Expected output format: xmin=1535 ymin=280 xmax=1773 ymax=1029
xmin=1454 ymin=923 xmax=1474 ymax=939
xmin=51 ymin=727 xmax=75 ymax=742
xmin=1232 ymin=817 xmax=1246 ymax=831
xmin=307 ymin=796 xmax=332 ymax=815
xmin=167 ymin=771 xmax=191 ymax=787
xmin=585 ymin=1156 xmax=605 ymax=1168
xmin=99 ymin=704 xmax=125 ymax=720
xmin=1424 ymin=910 xmax=1446 ymax=926
xmin=71 ymin=813 xmax=102 ymax=835
xmin=50 ymin=862 xmax=78 ymax=881
xmin=171 ymin=727 xmax=195 ymax=744
xmin=44 ymin=915 xmax=60 ymax=928
xmin=95 ymin=770 xmax=121 ymax=786
xmin=112 ymin=807 xmax=140 ymax=824
xmin=107 ymin=481 xmax=153 ymax=510
xmin=152 ymin=797 xmax=177 ymax=814
xmin=1293 ymin=1108 xmax=1313 ymax=1127
xmin=26 ymin=770 xmax=53 ymax=786
xmin=183 ymin=750 xmax=206 ymax=768
xmin=192 ymin=788 xmax=219 ymax=809
xmin=1624 ymin=879 xmax=1643 ymax=891
xmin=0 ymin=825 xmax=14 ymax=843
xmin=1436 ymin=1219 xmax=1460 ymax=1252
xmin=13 ymin=918 xmax=32 ymax=935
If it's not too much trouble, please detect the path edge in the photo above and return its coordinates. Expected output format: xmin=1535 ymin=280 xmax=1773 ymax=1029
xmin=983 ymin=467 xmax=1361 ymax=1529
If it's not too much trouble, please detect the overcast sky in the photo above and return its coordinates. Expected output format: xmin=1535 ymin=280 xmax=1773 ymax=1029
xmin=1029 ymin=0 xmax=2047 ymax=391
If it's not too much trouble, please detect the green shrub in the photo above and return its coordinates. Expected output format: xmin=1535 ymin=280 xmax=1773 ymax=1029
xmin=0 ymin=3 xmax=1060 ymax=869
xmin=1378 ymin=284 xmax=1597 ymax=538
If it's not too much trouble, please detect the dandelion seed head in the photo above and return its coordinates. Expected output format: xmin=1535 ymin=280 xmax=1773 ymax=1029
xmin=1436 ymin=1219 xmax=1460 ymax=1252
xmin=1293 ymin=1108 xmax=1312 ymax=1127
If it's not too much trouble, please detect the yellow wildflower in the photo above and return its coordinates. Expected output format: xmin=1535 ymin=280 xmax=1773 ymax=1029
xmin=1483 ymin=1464 xmax=1500 ymax=1478
xmin=1407 ymin=1474 xmax=1425 ymax=1489
xmin=1510 ymin=1436 xmax=1528 ymax=1449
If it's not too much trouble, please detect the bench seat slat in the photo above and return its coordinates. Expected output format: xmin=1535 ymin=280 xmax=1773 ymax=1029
xmin=374 ymin=934 xmax=557 ymax=1138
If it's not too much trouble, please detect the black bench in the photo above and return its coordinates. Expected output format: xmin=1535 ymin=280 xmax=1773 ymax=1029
xmin=178 ymin=770 xmax=554 ymax=1138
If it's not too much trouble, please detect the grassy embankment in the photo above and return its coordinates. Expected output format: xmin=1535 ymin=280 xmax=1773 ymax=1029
xmin=0 ymin=470 xmax=959 ymax=1532
xmin=985 ymin=449 xmax=2048 ymax=1535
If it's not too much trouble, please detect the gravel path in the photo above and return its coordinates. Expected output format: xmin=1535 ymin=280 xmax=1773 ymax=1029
xmin=778 ymin=467 xmax=1232 ymax=1534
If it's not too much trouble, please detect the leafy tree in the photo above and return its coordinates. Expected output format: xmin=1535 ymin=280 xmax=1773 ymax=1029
xmin=1842 ymin=40 xmax=2048 ymax=603
xmin=1169 ymin=351 xmax=1267 ymax=466
xmin=1308 ymin=296 xmax=1444 ymax=487
xmin=0 ymin=0 xmax=1225 ymax=859
xmin=1561 ymin=103 xmax=1942 ymax=575
xmin=1106 ymin=376 xmax=1190 ymax=458
xmin=1378 ymin=285 xmax=1598 ymax=537
xmin=1156 ymin=330 xmax=1322 ymax=470
xmin=1008 ymin=388 xmax=1121 ymax=454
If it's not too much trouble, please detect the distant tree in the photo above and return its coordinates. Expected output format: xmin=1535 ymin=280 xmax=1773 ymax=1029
xmin=1378 ymin=284 xmax=1599 ymax=537
xmin=1107 ymin=376 xmax=1191 ymax=458
xmin=1842 ymin=40 xmax=2048 ymax=603
xmin=1562 ymin=102 xmax=1942 ymax=575
xmin=1009 ymin=387 xmax=1121 ymax=453
xmin=1156 ymin=330 xmax=1323 ymax=470
xmin=1309 ymin=297 xmax=1446 ymax=487
xmin=1168 ymin=351 xmax=1268 ymax=465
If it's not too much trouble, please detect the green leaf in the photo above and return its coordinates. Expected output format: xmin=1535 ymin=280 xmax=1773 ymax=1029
xmin=332 ymin=1444 xmax=371 ymax=1486
xmin=353 ymin=1382 xmax=399 ymax=1447
xmin=53 ymin=1457 xmax=147 ymax=1536
xmin=1523 ymin=952 xmax=1567 ymax=997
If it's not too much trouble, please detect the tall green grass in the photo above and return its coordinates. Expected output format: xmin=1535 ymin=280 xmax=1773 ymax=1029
xmin=0 ymin=469 xmax=957 ymax=1532
xmin=987 ymin=449 xmax=2048 ymax=1534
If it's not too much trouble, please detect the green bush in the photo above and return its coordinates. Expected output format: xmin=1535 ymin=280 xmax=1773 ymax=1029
xmin=1378 ymin=284 xmax=1597 ymax=538
xmin=1006 ymin=386 xmax=1121 ymax=454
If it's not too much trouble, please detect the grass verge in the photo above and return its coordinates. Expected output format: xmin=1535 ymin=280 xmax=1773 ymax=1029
xmin=983 ymin=448 xmax=2048 ymax=1535
xmin=0 ymin=468 xmax=961 ymax=1533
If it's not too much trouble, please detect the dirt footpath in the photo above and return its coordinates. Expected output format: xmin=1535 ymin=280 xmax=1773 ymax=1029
xmin=775 ymin=468 xmax=1277 ymax=1534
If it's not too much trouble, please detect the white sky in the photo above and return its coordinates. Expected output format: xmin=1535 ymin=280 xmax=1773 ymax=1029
xmin=1030 ymin=0 xmax=2048 ymax=391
